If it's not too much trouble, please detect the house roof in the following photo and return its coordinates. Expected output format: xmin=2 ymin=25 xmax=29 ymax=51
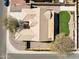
xmin=15 ymin=8 xmax=54 ymax=41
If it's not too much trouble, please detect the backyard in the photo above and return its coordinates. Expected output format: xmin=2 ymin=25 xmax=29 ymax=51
xmin=59 ymin=11 xmax=70 ymax=36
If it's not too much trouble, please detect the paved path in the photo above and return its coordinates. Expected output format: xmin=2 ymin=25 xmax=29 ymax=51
xmin=69 ymin=12 xmax=74 ymax=40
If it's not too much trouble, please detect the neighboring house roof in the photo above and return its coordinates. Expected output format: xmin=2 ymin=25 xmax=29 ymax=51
xmin=10 ymin=0 xmax=29 ymax=12
xmin=32 ymin=0 xmax=45 ymax=2
xmin=11 ymin=0 xmax=26 ymax=4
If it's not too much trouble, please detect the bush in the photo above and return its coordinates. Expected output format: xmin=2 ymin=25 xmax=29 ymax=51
xmin=50 ymin=33 xmax=75 ymax=55
xmin=4 ymin=16 xmax=18 ymax=33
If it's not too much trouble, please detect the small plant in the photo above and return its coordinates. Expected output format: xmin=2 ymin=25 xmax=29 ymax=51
xmin=49 ymin=33 xmax=75 ymax=55
xmin=4 ymin=16 xmax=18 ymax=33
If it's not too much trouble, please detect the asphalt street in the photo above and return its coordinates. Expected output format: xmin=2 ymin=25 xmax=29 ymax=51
xmin=0 ymin=0 xmax=7 ymax=59
xmin=7 ymin=53 xmax=79 ymax=59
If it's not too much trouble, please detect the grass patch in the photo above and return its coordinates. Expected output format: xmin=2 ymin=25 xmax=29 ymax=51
xmin=59 ymin=11 xmax=70 ymax=36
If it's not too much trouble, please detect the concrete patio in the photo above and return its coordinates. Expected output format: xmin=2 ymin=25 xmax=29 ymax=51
xmin=69 ymin=11 xmax=75 ymax=40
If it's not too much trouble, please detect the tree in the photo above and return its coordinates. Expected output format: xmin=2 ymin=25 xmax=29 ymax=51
xmin=49 ymin=33 xmax=75 ymax=55
xmin=4 ymin=16 xmax=18 ymax=33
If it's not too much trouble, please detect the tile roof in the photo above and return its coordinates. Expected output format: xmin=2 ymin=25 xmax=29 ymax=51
xmin=11 ymin=0 xmax=26 ymax=4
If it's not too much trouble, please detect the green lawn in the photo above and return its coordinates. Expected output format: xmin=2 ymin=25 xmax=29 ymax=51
xmin=59 ymin=11 xmax=70 ymax=36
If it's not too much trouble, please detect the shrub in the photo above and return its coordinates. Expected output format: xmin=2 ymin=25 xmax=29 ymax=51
xmin=49 ymin=33 xmax=75 ymax=55
xmin=4 ymin=16 xmax=18 ymax=33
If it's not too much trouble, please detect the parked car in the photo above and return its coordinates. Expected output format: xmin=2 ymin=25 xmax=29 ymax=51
xmin=4 ymin=0 xmax=9 ymax=7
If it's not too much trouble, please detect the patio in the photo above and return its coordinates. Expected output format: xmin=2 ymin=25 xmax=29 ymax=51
xmin=69 ymin=11 xmax=75 ymax=40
